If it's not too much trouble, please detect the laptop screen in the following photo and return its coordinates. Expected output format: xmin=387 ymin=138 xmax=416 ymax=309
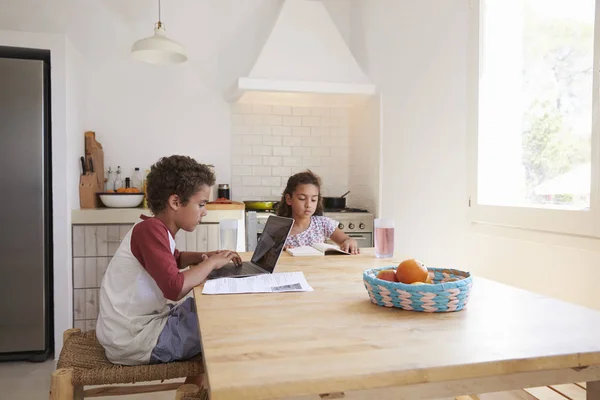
xmin=251 ymin=215 xmax=294 ymax=272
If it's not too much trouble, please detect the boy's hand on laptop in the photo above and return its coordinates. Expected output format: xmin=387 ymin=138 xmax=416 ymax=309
xmin=214 ymin=250 xmax=242 ymax=266
xmin=208 ymin=251 xmax=242 ymax=269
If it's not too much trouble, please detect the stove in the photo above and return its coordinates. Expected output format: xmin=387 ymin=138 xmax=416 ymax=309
xmin=245 ymin=209 xmax=374 ymax=251
xmin=323 ymin=207 xmax=370 ymax=213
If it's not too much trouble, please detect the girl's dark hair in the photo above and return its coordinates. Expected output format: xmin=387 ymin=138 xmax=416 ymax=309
xmin=276 ymin=170 xmax=323 ymax=217
xmin=146 ymin=155 xmax=215 ymax=214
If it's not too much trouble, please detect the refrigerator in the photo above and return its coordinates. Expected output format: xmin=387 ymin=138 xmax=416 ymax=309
xmin=0 ymin=49 xmax=53 ymax=361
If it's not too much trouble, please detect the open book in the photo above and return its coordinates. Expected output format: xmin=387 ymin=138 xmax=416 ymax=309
xmin=286 ymin=242 xmax=351 ymax=257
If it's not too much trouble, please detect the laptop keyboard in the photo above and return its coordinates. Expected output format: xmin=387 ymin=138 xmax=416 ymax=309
xmin=209 ymin=262 xmax=263 ymax=278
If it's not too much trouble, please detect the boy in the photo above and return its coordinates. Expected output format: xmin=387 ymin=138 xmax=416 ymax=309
xmin=96 ymin=155 xmax=241 ymax=370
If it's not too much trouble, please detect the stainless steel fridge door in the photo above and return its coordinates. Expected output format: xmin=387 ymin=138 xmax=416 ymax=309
xmin=0 ymin=58 xmax=47 ymax=353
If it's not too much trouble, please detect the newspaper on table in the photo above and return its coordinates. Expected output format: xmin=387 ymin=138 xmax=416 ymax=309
xmin=202 ymin=271 xmax=313 ymax=295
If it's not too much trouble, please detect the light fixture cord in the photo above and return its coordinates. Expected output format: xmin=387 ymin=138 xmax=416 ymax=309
xmin=157 ymin=0 xmax=162 ymax=28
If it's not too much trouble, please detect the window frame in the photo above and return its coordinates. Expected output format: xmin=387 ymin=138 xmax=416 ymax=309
xmin=467 ymin=0 xmax=600 ymax=238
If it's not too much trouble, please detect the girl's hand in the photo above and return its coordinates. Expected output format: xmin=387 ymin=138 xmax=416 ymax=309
xmin=340 ymin=238 xmax=360 ymax=255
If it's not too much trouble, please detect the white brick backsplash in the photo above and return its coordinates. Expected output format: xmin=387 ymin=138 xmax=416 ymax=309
xmin=243 ymin=135 xmax=263 ymax=145
xmin=232 ymin=135 xmax=243 ymax=145
xmin=232 ymin=103 xmax=252 ymax=114
xmin=283 ymin=116 xmax=302 ymax=126
xmin=321 ymin=116 xmax=342 ymax=127
xmin=232 ymin=166 xmax=252 ymax=176
xmin=311 ymin=147 xmax=330 ymax=156
xmin=311 ymin=107 xmax=330 ymax=116
xmin=263 ymin=136 xmax=282 ymax=146
xmin=283 ymin=157 xmax=302 ymax=167
xmin=252 ymin=125 xmax=272 ymax=135
xmin=232 ymin=104 xmax=351 ymax=201
xmin=321 ymin=137 xmax=341 ymax=147
xmin=273 ymin=146 xmax=292 ymax=156
xmin=330 ymin=127 xmax=348 ymax=137
xmin=252 ymin=145 xmax=272 ymax=156
xmin=262 ymin=176 xmax=281 ymax=186
xmin=272 ymin=166 xmax=292 ymax=177
xmin=244 ymin=114 xmax=264 ymax=125
xmin=331 ymin=147 xmax=347 ymax=157
xmin=251 ymin=186 xmax=272 ymax=197
xmin=232 ymin=125 xmax=252 ymax=135
xmin=243 ymin=176 xmax=262 ymax=186
xmin=263 ymin=156 xmax=282 ymax=166
xmin=302 ymin=156 xmax=322 ymax=166
xmin=292 ymin=147 xmax=311 ymax=157
xmin=242 ymin=156 xmax=263 ymax=166
xmin=330 ymin=108 xmax=349 ymax=117
xmin=253 ymin=104 xmax=272 ymax=114
xmin=321 ymin=157 xmax=334 ymax=167
xmin=232 ymin=146 xmax=251 ymax=159
xmin=301 ymin=137 xmax=321 ymax=147
xmin=272 ymin=105 xmax=292 ymax=115
xmin=293 ymin=107 xmax=311 ymax=116
xmin=311 ymin=127 xmax=329 ymax=137
xmin=264 ymin=115 xmax=283 ymax=126
xmin=283 ymin=136 xmax=302 ymax=146
xmin=234 ymin=187 xmax=252 ymax=198
xmin=253 ymin=166 xmax=271 ymax=176
xmin=272 ymin=187 xmax=285 ymax=197
xmin=272 ymin=126 xmax=292 ymax=136
xmin=231 ymin=114 xmax=244 ymax=125
xmin=292 ymin=127 xmax=311 ymax=137
xmin=302 ymin=117 xmax=321 ymax=127
xmin=231 ymin=175 xmax=242 ymax=186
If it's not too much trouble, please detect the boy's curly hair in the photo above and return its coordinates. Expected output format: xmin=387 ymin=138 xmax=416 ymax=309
xmin=146 ymin=155 xmax=215 ymax=214
xmin=276 ymin=170 xmax=323 ymax=218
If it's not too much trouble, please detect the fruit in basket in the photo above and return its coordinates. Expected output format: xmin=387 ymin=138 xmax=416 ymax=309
xmin=376 ymin=269 xmax=398 ymax=282
xmin=115 ymin=187 xmax=141 ymax=193
xmin=396 ymin=259 xmax=429 ymax=284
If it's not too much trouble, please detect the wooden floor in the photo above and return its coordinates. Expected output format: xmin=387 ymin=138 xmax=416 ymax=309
xmin=456 ymin=382 xmax=588 ymax=400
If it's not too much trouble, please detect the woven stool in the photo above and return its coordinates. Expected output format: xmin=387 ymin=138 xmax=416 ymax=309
xmin=175 ymin=384 xmax=209 ymax=400
xmin=49 ymin=328 xmax=204 ymax=399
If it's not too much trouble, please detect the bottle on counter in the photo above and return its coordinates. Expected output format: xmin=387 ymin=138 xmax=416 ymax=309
xmin=218 ymin=184 xmax=231 ymax=200
xmin=125 ymin=177 xmax=131 ymax=189
xmin=132 ymin=167 xmax=143 ymax=191
xmin=114 ymin=166 xmax=123 ymax=190
xmin=106 ymin=167 xmax=114 ymax=191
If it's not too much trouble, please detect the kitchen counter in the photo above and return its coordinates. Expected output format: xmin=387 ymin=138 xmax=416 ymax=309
xmin=72 ymin=202 xmax=245 ymax=224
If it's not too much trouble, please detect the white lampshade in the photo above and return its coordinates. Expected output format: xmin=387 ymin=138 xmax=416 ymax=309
xmin=131 ymin=24 xmax=187 ymax=65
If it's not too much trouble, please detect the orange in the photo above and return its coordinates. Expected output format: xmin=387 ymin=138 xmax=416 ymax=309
xmin=396 ymin=259 xmax=429 ymax=284
xmin=376 ymin=270 xmax=398 ymax=282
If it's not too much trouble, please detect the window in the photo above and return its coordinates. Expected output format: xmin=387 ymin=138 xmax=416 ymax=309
xmin=469 ymin=0 xmax=600 ymax=237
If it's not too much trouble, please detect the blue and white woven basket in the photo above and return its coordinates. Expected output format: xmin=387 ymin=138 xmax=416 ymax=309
xmin=363 ymin=266 xmax=473 ymax=312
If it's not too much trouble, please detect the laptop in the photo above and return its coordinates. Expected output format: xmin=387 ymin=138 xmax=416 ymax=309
xmin=207 ymin=215 xmax=294 ymax=279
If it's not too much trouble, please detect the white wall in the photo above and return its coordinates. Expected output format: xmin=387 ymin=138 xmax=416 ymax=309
xmin=351 ymin=0 xmax=600 ymax=311
xmin=350 ymin=0 xmax=469 ymax=270
xmin=349 ymin=96 xmax=381 ymax=215
xmin=83 ymin=0 xmax=284 ymax=182
xmin=0 ymin=30 xmax=72 ymax=356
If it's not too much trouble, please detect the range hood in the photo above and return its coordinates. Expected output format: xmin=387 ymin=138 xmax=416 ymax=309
xmin=228 ymin=0 xmax=375 ymax=106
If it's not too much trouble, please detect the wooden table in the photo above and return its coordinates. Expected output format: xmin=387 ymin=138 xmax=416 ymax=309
xmin=193 ymin=249 xmax=600 ymax=400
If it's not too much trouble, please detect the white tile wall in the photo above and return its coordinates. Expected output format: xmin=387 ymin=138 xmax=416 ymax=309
xmin=231 ymin=104 xmax=350 ymax=200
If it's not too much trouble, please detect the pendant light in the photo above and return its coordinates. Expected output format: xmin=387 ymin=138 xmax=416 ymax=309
xmin=131 ymin=0 xmax=188 ymax=65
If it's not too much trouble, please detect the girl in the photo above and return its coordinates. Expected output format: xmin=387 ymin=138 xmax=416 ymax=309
xmin=276 ymin=170 xmax=360 ymax=254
